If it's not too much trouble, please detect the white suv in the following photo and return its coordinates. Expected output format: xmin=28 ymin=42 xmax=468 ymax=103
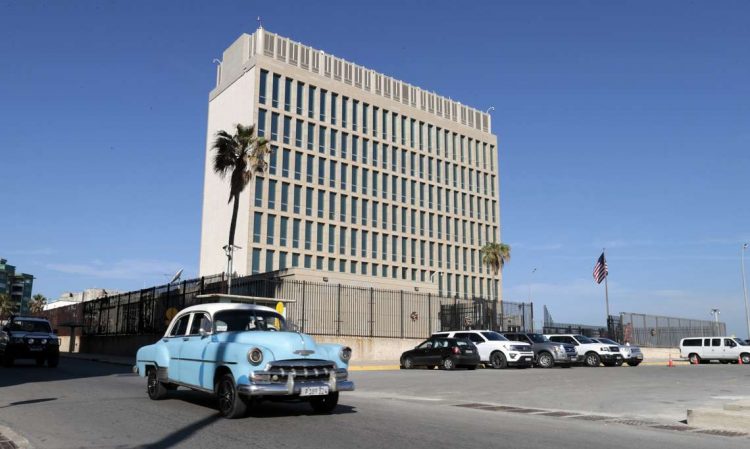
xmin=680 ymin=337 xmax=750 ymax=364
xmin=432 ymin=330 xmax=535 ymax=369
xmin=546 ymin=334 xmax=624 ymax=367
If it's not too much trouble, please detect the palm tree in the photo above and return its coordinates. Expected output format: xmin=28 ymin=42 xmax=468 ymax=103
xmin=29 ymin=294 xmax=47 ymax=314
xmin=0 ymin=293 xmax=13 ymax=320
xmin=480 ymin=242 xmax=511 ymax=302
xmin=212 ymin=123 xmax=269 ymax=292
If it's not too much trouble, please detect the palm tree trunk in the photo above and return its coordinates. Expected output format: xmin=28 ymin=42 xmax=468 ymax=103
xmin=228 ymin=194 xmax=240 ymax=248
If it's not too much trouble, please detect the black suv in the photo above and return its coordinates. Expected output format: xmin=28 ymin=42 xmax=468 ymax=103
xmin=0 ymin=315 xmax=60 ymax=367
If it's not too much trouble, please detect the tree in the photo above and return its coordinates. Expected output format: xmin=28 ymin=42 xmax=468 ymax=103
xmin=29 ymin=294 xmax=47 ymax=314
xmin=212 ymin=123 xmax=269 ymax=291
xmin=0 ymin=293 xmax=13 ymax=320
xmin=480 ymin=242 xmax=511 ymax=302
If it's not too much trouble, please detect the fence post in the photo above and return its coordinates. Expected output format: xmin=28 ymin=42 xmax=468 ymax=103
xmin=369 ymin=287 xmax=374 ymax=337
xmin=400 ymin=291 xmax=404 ymax=338
xmin=336 ymin=284 xmax=342 ymax=336
xmin=427 ymin=293 xmax=432 ymax=336
xmin=301 ymin=281 xmax=306 ymax=333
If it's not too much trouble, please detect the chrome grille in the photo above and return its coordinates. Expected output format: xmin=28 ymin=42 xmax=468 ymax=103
xmin=266 ymin=359 xmax=336 ymax=382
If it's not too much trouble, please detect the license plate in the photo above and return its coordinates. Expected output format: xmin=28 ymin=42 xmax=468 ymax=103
xmin=465 ymin=350 xmax=474 ymax=353
xmin=523 ymin=357 xmax=532 ymax=362
xmin=300 ymin=386 xmax=329 ymax=397
xmin=636 ymin=354 xmax=644 ymax=360
xmin=29 ymin=347 xmax=43 ymax=352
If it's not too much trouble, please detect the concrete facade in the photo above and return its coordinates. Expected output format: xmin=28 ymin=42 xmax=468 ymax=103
xmin=200 ymin=28 xmax=501 ymax=300
xmin=0 ymin=257 xmax=33 ymax=314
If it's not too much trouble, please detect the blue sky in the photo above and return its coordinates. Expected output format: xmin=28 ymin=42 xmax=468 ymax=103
xmin=1 ymin=1 xmax=748 ymax=334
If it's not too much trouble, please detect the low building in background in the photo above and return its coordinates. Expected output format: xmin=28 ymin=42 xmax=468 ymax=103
xmin=0 ymin=257 xmax=34 ymax=314
xmin=44 ymin=288 xmax=121 ymax=311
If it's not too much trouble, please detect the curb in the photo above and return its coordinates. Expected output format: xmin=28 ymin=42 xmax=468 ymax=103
xmin=0 ymin=425 xmax=31 ymax=449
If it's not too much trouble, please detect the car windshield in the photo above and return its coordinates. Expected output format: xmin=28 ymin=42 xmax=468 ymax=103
xmin=8 ymin=320 xmax=51 ymax=333
xmin=481 ymin=331 xmax=509 ymax=341
xmin=598 ymin=338 xmax=619 ymax=345
xmin=527 ymin=334 xmax=548 ymax=343
xmin=575 ymin=335 xmax=595 ymax=344
xmin=735 ymin=338 xmax=750 ymax=346
xmin=213 ymin=309 xmax=287 ymax=332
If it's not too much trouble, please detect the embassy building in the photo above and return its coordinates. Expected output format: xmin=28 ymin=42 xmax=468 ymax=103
xmin=199 ymin=28 xmax=501 ymax=300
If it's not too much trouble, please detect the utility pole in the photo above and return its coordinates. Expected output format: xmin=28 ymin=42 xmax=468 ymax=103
xmin=710 ymin=308 xmax=720 ymax=335
xmin=742 ymin=243 xmax=749 ymax=339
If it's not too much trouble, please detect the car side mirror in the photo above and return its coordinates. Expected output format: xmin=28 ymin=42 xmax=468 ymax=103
xmin=199 ymin=328 xmax=209 ymax=337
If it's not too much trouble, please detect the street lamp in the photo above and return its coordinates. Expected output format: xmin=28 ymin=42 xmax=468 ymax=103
xmin=710 ymin=308 xmax=720 ymax=335
xmin=223 ymin=244 xmax=242 ymax=294
xmin=742 ymin=243 xmax=749 ymax=339
xmin=528 ymin=268 xmax=537 ymax=303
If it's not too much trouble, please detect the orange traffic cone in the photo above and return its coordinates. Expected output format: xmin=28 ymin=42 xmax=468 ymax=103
xmin=667 ymin=356 xmax=674 ymax=367
xmin=739 ymin=356 xmax=744 ymax=365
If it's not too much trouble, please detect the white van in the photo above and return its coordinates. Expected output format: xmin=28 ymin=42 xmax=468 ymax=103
xmin=679 ymin=337 xmax=750 ymax=364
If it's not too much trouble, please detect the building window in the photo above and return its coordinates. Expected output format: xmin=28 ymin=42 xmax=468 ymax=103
xmin=317 ymin=223 xmax=324 ymax=251
xmin=293 ymin=185 xmax=301 ymax=214
xmin=352 ymin=100 xmax=359 ymax=131
xmin=304 ymin=220 xmax=313 ymax=250
xmin=272 ymin=74 xmax=280 ymax=108
xmin=267 ymin=180 xmax=276 ymax=209
xmin=271 ymin=112 xmax=279 ymax=141
xmin=296 ymin=81 xmax=304 ymax=115
xmin=252 ymin=248 xmax=261 ymax=274
xmin=318 ymin=157 xmax=325 ymax=185
xmin=305 ymin=187 xmax=313 ymax=216
xmin=342 ymin=96 xmax=348 ymax=127
xmin=328 ymin=225 xmax=335 ymax=253
xmin=257 ymin=109 xmax=266 ymax=137
xmin=306 ymin=155 xmax=314 ymax=183
xmin=283 ymin=116 xmax=291 ymax=145
xmin=266 ymin=214 xmax=276 ymax=245
xmin=266 ymin=250 xmax=275 ymax=272
xmin=307 ymin=85 xmax=315 ymax=119
xmin=307 ymin=123 xmax=314 ymax=151
xmin=280 ymin=217 xmax=288 ymax=246
xmin=259 ymin=70 xmax=268 ymax=104
xmin=304 ymin=255 xmax=312 ymax=268
xmin=254 ymin=177 xmax=263 ymax=207
xmin=317 ymin=190 xmax=324 ymax=218
xmin=350 ymin=229 xmax=357 ymax=256
xmin=329 ymin=160 xmax=337 ymax=188
xmin=284 ymin=77 xmax=292 ymax=112
xmin=329 ymin=192 xmax=336 ymax=220
xmin=279 ymin=251 xmax=288 ymax=269
xmin=331 ymin=93 xmax=337 ymax=125
xmin=319 ymin=89 xmax=327 ymax=122
xmin=292 ymin=218 xmax=300 ymax=248
xmin=281 ymin=182 xmax=289 ymax=212
xmin=253 ymin=212 xmax=262 ymax=243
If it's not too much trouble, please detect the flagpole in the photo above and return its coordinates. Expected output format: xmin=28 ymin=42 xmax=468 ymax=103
xmin=603 ymin=248 xmax=610 ymax=319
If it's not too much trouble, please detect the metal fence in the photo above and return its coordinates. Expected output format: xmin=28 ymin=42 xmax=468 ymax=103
xmin=542 ymin=306 xmax=728 ymax=347
xmin=45 ymin=273 xmax=532 ymax=339
xmin=615 ymin=312 xmax=726 ymax=348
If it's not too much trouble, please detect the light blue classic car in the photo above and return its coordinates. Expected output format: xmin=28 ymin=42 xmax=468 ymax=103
xmin=134 ymin=302 xmax=354 ymax=418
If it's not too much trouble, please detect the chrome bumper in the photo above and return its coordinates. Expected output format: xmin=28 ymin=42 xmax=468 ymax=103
xmin=238 ymin=370 xmax=355 ymax=397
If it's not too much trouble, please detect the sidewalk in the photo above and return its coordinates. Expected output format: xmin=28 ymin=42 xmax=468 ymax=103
xmin=0 ymin=425 xmax=29 ymax=449
xmin=60 ymin=352 xmax=399 ymax=371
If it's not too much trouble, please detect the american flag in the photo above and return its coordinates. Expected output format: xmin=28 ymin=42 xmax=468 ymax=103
xmin=593 ymin=252 xmax=608 ymax=284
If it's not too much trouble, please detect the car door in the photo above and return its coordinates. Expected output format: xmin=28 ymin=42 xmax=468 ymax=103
xmin=426 ymin=338 xmax=449 ymax=365
xmin=163 ymin=314 xmax=190 ymax=382
xmin=723 ymin=338 xmax=738 ymax=360
xmin=179 ymin=312 xmax=213 ymax=388
xmin=710 ymin=338 xmax=722 ymax=360
xmin=411 ymin=340 xmax=433 ymax=366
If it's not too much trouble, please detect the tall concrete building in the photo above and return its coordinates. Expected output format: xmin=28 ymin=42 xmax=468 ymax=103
xmin=0 ymin=258 xmax=34 ymax=314
xmin=200 ymin=28 xmax=501 ymax=300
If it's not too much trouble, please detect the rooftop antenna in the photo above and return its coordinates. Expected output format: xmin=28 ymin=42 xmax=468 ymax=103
xmin=169 ymin=269 xmax=183 ymax=284
xmin=257 ymin=16 xmax=263 ymax=29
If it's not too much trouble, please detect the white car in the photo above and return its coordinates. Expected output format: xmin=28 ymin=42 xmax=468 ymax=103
xmin=432 ymin=330 xmax=534 ymax=369
xmin=680 ymin=337 xmax=750 ymax=365
xmin=592 ymin=337 xmax=643 ymax=367
xmin=546 ymin=334 xmax=624 ymax=367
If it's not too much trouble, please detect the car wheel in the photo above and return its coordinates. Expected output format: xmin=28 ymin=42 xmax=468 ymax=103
xmin=537 ymin=352 xmax=554 ymax=368
xmin=36 ymin=357 xmax=46 ymax=367
xmin=626 ymin=361 xmax=641 ymax=367
xmin=441 ymin=357 xmax=456 ymax=370
xmin=490 ymin=351 xmax=507 ymax=369
xmin=401 ymin=356 xmax=414 ymax=369
xmin=584 ymin=352 xmax=601 ymax=367
xmin=47 ymin=354 xmax=59 ymax=368
xmin=310 ymin=392 xmax=340 ymax=413
xmin=614 ymin=358 xmax=624 ymax=367
xmin=217 ymin=373 xmax=247 ymax=419
xmin=147 ymin=368 xmax=168 ymax=400
xmin=741 ymin=354 xmax=750 ymax=365
xmin=689 ymin=353 xmax=701 ymax=365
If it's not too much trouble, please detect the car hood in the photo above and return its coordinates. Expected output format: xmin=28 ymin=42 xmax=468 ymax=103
xmin=9 ymin=331 xmax=54 ymax=339
xmin=213 ymin=331 xmax=324 ymax=360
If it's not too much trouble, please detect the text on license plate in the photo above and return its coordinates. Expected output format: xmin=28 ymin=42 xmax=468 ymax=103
xmin=465 ymin=350 xmax=473 ymax=353
xmin=29 ymin=347 xmax=43 ymax=351
xmin=300 ymin=386 xmax=329 ymax=397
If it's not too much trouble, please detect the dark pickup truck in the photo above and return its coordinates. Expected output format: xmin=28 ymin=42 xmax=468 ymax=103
xmin=503 ymin=332 xmax=578 ymax=368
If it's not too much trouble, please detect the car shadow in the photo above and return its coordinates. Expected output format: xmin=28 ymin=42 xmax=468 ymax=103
xmin=0 ymin=359 xmax=129 ymax=388
xmin=166 ymin=389 xmax=357 ymax=418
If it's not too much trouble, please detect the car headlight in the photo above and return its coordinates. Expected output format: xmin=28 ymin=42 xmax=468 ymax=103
xmin=600 ymin=347 xmax=609 ymax=352
xmin=41 ymin=339 xmax=48 ymax=345
xmin=340 ymin=346 xmax=352 ymax=362
xmin=248 ymin=347 xmax=263 ymax=365
xmin=511 ymin=345 xmax=527 ymax=351
xmin=28 ymin=338 xmax=35 ymax=344
xmin=555 ymin=345 xmax=565 ymax=354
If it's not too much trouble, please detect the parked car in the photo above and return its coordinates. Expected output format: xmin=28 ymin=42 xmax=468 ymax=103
xmin=400 ymin=337 xmax=480 ymax=370
xmin=546 ymin=334 xmax=624 ymax=367
xmin=592 ymin=338 xmax=643 ymax=366
xmin=0 ymin=315 xmax=60 ymax=367
xmin=432 ymin=330 xmax=534 ymax=368
xmin=134 ymin=303 xmax=354 ymax=418
xmin=679 ymin=337 xmax=750 ymax=365
xmin=503 ymin=332 xmax=578 ymax=368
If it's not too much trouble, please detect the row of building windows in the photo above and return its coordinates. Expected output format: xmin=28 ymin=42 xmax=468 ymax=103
xmin=250 ymin=211 xmax=493 ymax=275
xmin=252 ymin=178 xmax=498 ymax=244
xmin=259 ymin=152 xmax=498 ymax=222
xmin=258 ymin=70 xmax=495 ymax=172
xmin=249 ymin=246 xmax=499 ymax=299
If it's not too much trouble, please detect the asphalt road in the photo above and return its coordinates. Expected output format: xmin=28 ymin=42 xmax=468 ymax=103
xmin=0 ymin=358 xmax=749 ymax=449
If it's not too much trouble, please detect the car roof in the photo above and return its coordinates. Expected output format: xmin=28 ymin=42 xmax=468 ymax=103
xmin=11 ymin=316 xmax=49 ymax=322
xmin=177 ymin=302 xmax=279 ymax=317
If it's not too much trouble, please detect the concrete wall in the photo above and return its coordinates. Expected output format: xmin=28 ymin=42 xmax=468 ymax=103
xmin=79 ymin=335 xmax=161 ymax=357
